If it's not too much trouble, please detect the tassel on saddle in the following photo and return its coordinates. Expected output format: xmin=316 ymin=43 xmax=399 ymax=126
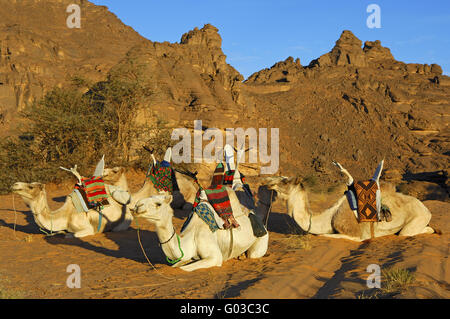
xmin=380 ymin=203 xmax=392 ymax=222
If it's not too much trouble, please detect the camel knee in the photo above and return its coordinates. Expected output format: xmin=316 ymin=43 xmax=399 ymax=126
xmin=247 ymin=235 xmax=268 ymax=258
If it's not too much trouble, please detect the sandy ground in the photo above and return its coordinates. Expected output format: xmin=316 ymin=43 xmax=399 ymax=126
xmin=0 ymin=176 xmax=448 ymax=299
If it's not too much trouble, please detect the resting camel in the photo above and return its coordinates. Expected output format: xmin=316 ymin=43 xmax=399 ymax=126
xmin=103 ymin=166 xmax=197 ymax=210
xmin=265 ymin=163 xmax=434 ymax=242
xmin=102 ymin=147 xmax=197 ymax=210
xmin=132 ymin=189 xmax=269 ymax=271
xmin=11 ymin=182 xmax=132 ymax=238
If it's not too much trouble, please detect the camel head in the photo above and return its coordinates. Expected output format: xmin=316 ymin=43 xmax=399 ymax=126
xmin=11 ymin=182 xmax=45 ymax=204
xmin=264 ymin=176 xmax=304 ymax=200
xmin=103 ymin=166 xmax=126 ymax=184
xmin=131 ymin=194 xmax=173 ymax=225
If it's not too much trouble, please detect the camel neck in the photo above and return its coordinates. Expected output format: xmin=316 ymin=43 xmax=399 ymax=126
xmin=287 ymin=186 xmax=311 ymax=231
xmin=131 ymin=180 xmax=157 ymax=206
xmin=156 ymin=216 xmax=186 ymax=263
xmin=116 ymin=174 xmax=129 ymax=191
xmin=29 ymin=192 xmax=69 ymax=232
xmin=287 ymin=186 xmax=337 ymax=235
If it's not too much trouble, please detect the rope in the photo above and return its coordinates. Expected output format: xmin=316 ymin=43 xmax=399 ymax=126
xmin=38 ymin=207 xmax=58 ymax=236
xmin=134 ymin=218 xmax=175 ymax=281
xmin=12 ymin=194 xmax=18 ymax=240
xmin=263 ymin=190 xmax=274 ymax=228
xmin=165 ymin=233 xmax=184 ymax=265
xmin=96 ymin=205 xmax=103 ymax=233
xmin=158 ymin=227 xmax=176 ymax=245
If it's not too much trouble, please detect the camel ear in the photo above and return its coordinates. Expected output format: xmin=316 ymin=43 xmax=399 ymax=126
xmin=164 ymin=195 xmax=173 ymax=204
xmin=293 ymin=176 xmax=303 ymax=186
xmin=112 ymin=166 xmax=123 ymax=174
xmin=35 ymin=183 xmax=45 ymax=191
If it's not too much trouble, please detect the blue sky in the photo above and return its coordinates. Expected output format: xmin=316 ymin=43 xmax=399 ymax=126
xmin=91 ymin=0 xmax=450 ymax=78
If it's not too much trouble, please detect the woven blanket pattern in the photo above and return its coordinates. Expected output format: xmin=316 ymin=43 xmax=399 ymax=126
xmin=79 ymin=177 xmax=108 ymax=207
xmin=223 ymin=170 xmax=234 ymax=185
xmin=204 ymin=186 xmax=233 ymax=218
xmin=354 ymin=180 xmax=378 ymax=222
xmin=147 ymin=163 xmax=173 ymax=193
xmin=210 ymin=162 xmax=224 ymax=187
xmin=182 ymin=202 xmax=220 ymax=233
xmin=193 ymin=186 xmax=233 ymax=219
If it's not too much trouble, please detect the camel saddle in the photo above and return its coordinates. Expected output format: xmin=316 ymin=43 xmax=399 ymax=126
xmin=146 ymin=160 xmax=179 ymax=194
xmin=181 ymin=202 xmax=222 ymax=233
xmin=72 ymin=176 xmax=109 ymax=213
xmin=354 ymin=180 xmax=379 ymax=222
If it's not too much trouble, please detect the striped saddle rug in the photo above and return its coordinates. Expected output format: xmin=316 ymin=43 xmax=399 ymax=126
xmin=70 ymin=176 xmax=109 ymax=213
xmin=193 ymin=186 xmax=233 ymax=219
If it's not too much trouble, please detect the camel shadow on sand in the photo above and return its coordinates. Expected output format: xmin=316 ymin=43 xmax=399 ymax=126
xmin=0 ymin=208 xmax=43 ymax=235
xmin=41 ymin=206 xmax=194 ymax=266
xmin=43 ymin=226 xmax=169 ymax=266
xmin=311 ymin=239 xmax=419 ymax=299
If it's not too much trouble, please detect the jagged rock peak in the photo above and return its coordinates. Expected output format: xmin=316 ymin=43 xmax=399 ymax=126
xmin=245 ymin=56 xmax=302 ymax=84
xmin=180 ymin=24 xmax=222 ymax=49
xmin=335 ymin=30 xmax=363 ymax=48
xmin=310 ymin=30 xmax=367 ymax=67
xmin=363 ymin=40 xmax=394 ymax=60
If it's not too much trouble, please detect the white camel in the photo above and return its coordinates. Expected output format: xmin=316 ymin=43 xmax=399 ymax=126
xmin=12 ymin=181 xmax=133 ymax=238
xmin=102 ymin=148 xmax=197 ymax=210
xmin=132 ymin=190 xmax=269 ymax=271
xmin=265 ymin=163 xmax=434 ymax=242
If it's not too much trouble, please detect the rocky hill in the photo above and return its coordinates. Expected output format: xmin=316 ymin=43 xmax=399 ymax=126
xmin=0 ymin=0 xmax=145 ymax=134
xmin=1 ymin=1 xmax=448 ymax=198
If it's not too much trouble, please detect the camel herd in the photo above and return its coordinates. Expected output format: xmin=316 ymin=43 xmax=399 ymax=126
xmin=11 ymin=145 xmax=435 ymax=271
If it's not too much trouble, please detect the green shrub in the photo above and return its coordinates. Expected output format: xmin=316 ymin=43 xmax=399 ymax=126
xmin=0 ymin=57 xmax=156 ymax=193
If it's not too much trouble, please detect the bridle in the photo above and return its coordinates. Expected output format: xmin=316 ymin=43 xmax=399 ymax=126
xmin=158 ymin=226 xmax=176 ymax=246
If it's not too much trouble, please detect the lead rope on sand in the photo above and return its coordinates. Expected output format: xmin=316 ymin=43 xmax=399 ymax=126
xmin=12 ymin=194 xmax=18 ymax=240
xmin=134 ymin=218 xmax=176 ymax=281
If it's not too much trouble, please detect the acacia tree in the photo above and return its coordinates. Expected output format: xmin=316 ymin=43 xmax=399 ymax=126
xmin=92 ymin=57 xmax=151 ymax=162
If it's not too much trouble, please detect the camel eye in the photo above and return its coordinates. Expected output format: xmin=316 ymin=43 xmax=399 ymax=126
xmin=155 ymin=203 xmax=161 ymax=207
xmin=28 ymin=185 xmax=33 ymax=189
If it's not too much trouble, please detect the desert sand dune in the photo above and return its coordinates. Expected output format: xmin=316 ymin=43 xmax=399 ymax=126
xmin=0 ymin=176 xmax=447 ymax=299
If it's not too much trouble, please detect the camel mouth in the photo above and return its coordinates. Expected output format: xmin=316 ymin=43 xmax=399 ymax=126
xmin=11 ymin=185 xmax=24 ymax=193
xmin=131 ymin=203 xmax=146 ymax=216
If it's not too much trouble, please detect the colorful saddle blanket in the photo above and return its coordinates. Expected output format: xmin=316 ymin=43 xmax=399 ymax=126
xmin=224 ymin=170 xmax=256 ymax=210
xmin=146 ymin=160 xmax=177 ymax=193
xmin=223 ymin=170 xmax=235 ymax=185
xmin=81 ymin=176 xmax=109 ymax=206
xmin=354 ymin=180 xmax=379 ymax=222
xmin=70 ymin=176 xmax=109 ymax=213
xmin=181 ymin=202 xmax=220 ymax=233
xmin=193 ymin=186 xmax=233 ymax=219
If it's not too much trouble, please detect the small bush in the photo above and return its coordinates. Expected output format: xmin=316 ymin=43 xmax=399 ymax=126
xmin=382 ymin=267 xmax=415 ymax=294
xmin=0 ymin=57 xmax=157 ymax=193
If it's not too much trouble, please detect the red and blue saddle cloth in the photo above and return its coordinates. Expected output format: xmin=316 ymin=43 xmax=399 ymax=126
xmin=73 ymin=176 xmax=109 ymax=209
xmin=223 ymin=169 xmax=256 ymax=210
xmin=146 ymin=160 xmax=179 ymax=193
xmin=192 ymin=163 xmax=239 ymax=228
xmin=70 ymin=176 xmax=109 ymax=233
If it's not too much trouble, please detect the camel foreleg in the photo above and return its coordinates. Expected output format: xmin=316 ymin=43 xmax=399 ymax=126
xmin=320 ymin=233 xmax=363 ymax=242
xmin=179 ymin=255 xmax=223 ymax=271
xmin=246 ymin=234 xmax=269 ymax=258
